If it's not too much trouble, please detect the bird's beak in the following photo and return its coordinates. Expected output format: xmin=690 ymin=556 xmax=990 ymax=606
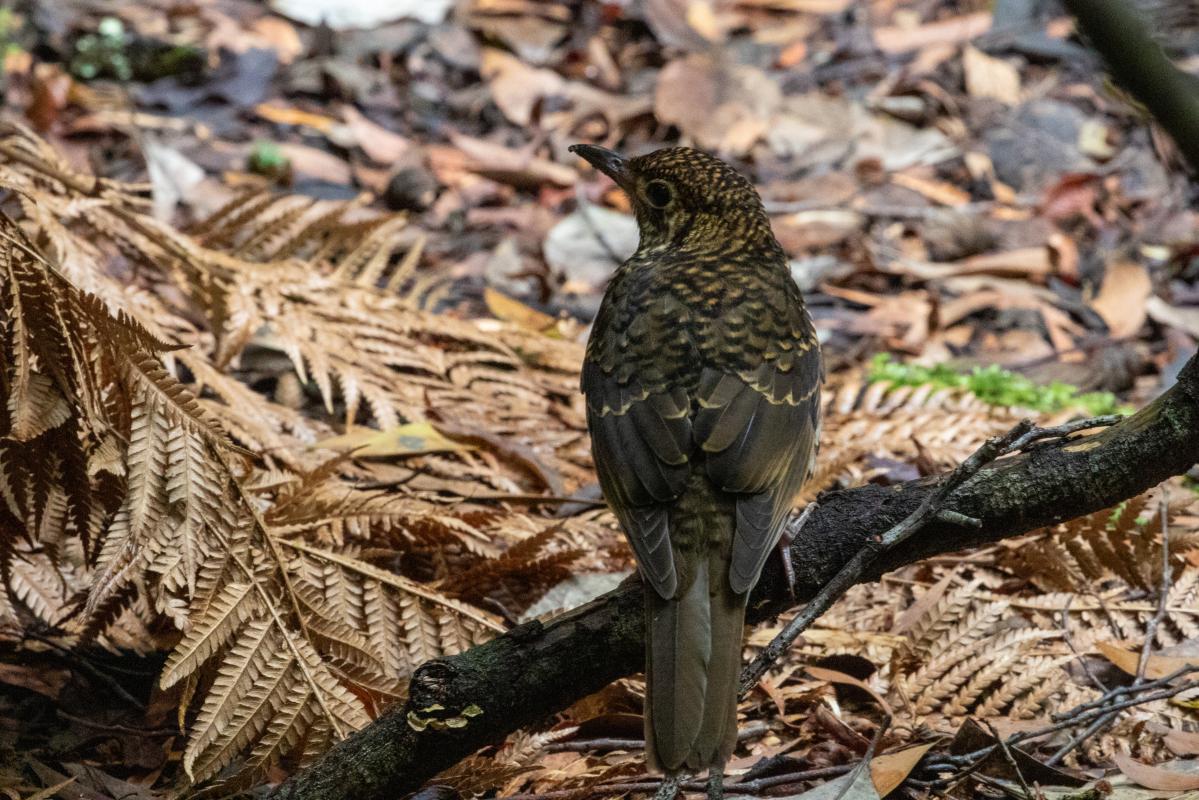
xmin=569 ymin=144 xmax=630 ymax=187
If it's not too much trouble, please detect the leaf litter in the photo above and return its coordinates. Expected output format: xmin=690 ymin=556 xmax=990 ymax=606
xmin=0 ymin=0 xmax=1197 ymax=797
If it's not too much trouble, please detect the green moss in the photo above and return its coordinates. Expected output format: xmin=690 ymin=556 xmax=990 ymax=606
xmin=867 ymin=353 xmax=1129 ymax=416
xmin=248 ymin=141 xmax=290 ymax=180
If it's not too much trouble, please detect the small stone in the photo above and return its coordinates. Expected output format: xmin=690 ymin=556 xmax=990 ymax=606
xmin=384 ymin=165 xmax=440 ymax=211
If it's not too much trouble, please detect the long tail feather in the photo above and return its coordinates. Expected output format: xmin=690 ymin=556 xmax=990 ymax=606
xmin=644 ymin=549 xmax=746 ymax=772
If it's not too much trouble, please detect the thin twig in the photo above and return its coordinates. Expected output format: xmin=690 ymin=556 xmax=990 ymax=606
xmin=1058 ymin=596 xmax=1108 ymax=694
xmin=983 ymin=720 xmax=1035 ymax=800
xmin=546 ymin=722 xmax=770 ymax=753
xmin=1139 ymin=486 xmax=1173 ymax=682
xmin=739 ymin=414 xmax=1123 ymax=696
xmin=1006 ymin=415 xmax=1122 ymax=453
xmin=739 ymin=419 xmax=1036 ymax=694
xmin=1050 ymin=664 xmax=1197 ymax=721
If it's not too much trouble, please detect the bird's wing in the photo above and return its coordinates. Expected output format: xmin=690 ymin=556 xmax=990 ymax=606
xmin=693 ymin=346 xmax=822 ymax=594
xmin=582 ymin=359 xmax=692 ymax=598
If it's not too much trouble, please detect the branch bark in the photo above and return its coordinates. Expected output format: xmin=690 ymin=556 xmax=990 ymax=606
xmin=272 ymin=353 xmax=1199 ymax=800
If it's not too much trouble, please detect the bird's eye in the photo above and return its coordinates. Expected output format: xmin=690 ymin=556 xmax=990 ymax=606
xmin=645 ymin=180 xmax=673 ymax=208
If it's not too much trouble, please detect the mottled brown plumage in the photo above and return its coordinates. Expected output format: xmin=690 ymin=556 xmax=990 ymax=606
xmin=570 ymin=144 xmax=823 ymax=789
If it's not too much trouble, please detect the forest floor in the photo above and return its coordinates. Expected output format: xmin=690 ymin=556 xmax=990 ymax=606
xmin=1 ymin=0 xmax=1199 ymax=798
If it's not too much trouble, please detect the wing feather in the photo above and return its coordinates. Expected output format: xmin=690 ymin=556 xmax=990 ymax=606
xmin=695 ymin=353 xmax=821 ymax=594
xmin=583 ymin=361 xmax=692 ymax=599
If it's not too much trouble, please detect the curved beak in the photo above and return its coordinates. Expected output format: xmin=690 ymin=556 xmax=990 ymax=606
xmin=569 ymin=144 xmax=630 ymax=186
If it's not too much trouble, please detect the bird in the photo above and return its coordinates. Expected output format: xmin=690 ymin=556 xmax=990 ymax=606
xmin=570 ymin=143 xmax=822 ymax=799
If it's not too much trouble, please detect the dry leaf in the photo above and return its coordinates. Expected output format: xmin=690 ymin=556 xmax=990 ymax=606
xmin=316 ymin=422 xmax=475 ymax=457
xmin=255 ymin=103 xmax=338 ymax=133
xmin=1089 ymin=261 xmax=1151 ymax=339
xmin=144 ymin=138 xmax=206 ymax=221
xmin=1163 ymin=728 xmax=1199 ymax=757
xmin=249 ymin=16 xmax=303 ymax=64
xmin=277 ymin=142 xmax=354 ymax=184
xmin=447 ymin=133 xmax=576 ymax=187
xmin=1147 ymin=296 xmax=1199 ymax=338
xmin=1114 ymin=753 xmax=1199 ymax=791
xmin=543 ymin=204 xmax=639 ymax=290
xmin=1079 ymin=119 xmax=1118 ymax=161
xmin=484 ymin=288 xmax=558 ymax=333
xmin=1096 ymin=641 xmax=1199 ymax=680
xmin=873 ymin=12 xmax=990 ymax=54
xmin=270 ymin=0 xmax=452 ymax=28
xmin=342 ymin=106 xmax=411 ymax=164
xmin=481 ymin=48 xmax=566 ymax=128
xmin=891 ymin=171 xmax=972 ymax=206
xmin=805 ymin=666 xmax=893 ymax=716
xmin=787 ymin=762 xmax=881 ymax=799
xmin=655 ymin=54 xmax=780 ymax=155
xmin=871 ymin=743 xmax=936 ymax=795
xmin=962 ymin=46 xmax=1021 ymax=105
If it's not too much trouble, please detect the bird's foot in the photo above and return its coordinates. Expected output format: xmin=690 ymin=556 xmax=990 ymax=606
xmin=706 ymin=769 xmax=724 ymax=800
xmin=653 ymin=775 xmax=680 ymax=800
xmin=777 ymin=502 xmax=818 ymax=598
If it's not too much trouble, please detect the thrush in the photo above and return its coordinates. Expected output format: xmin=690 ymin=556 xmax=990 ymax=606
xmin=570 ymin=144 xmax=822 ymax=799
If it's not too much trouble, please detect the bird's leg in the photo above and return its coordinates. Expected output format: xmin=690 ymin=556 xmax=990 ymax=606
xmin=706 ymin=768 xmax=724 ymax=800
xmin=777 ymin=502 xmax=818 ymax=598
xmin=653 ymin=774 xmax=680 ymax=800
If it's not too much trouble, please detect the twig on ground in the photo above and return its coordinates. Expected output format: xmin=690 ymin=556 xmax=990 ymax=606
xmin=983 ymin=720 xmax=1035 ymax=800
xmin=547 ymin=722 xmax=770 ymax=754
xmin=739 ymin=415 xmax=1121 ymax=696
xmin=1059 ymin=596 xmax=1108 ymax=694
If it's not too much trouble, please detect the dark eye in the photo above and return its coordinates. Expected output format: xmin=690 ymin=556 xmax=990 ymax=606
xmin=645 ymin=180 xmax=673 ymax=208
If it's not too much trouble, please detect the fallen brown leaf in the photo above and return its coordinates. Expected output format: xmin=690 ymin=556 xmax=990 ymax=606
xmin=1096 ymin=640 xmax=1199 ymax=680
xmin=277 ymin=143 xmax=353 ymax=185
xmin=484 ymin=287 xmax=558 ymax=334
xmin=873 ymin=12 xmax=991 ymax=54
xmin=1114 ymin=752 xmax=1199 ymax=791
xmin=871 ymin=743 xmax=935 ymax=795
xmin=342 ymin=106 xmax=411 ymax=164
xmin=962 ymin=46 xmax=1022 ymax=105
xmin=1089 ymin=260 xmax=1151 ymax=339
xmin=481 ymin=48 xmax=566 ymax=128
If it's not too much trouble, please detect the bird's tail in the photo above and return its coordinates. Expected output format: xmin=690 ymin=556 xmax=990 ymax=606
xmin=644 ymin=548 xmax=747 ymax=773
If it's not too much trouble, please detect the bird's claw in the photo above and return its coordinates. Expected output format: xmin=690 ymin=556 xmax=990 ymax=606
xmin=777 ymin=502 xmax=818 ymax=599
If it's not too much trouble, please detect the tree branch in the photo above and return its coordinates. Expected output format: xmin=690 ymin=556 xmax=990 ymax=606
xmin=271 ymin=353 xmax=1199 ymax=800
xmin=1062 ymin=0 xmax=1199 ymax=173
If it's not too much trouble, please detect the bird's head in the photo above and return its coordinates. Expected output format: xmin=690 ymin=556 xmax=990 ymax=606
xmin=569 ymin=144 xmax=778 ymax=255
